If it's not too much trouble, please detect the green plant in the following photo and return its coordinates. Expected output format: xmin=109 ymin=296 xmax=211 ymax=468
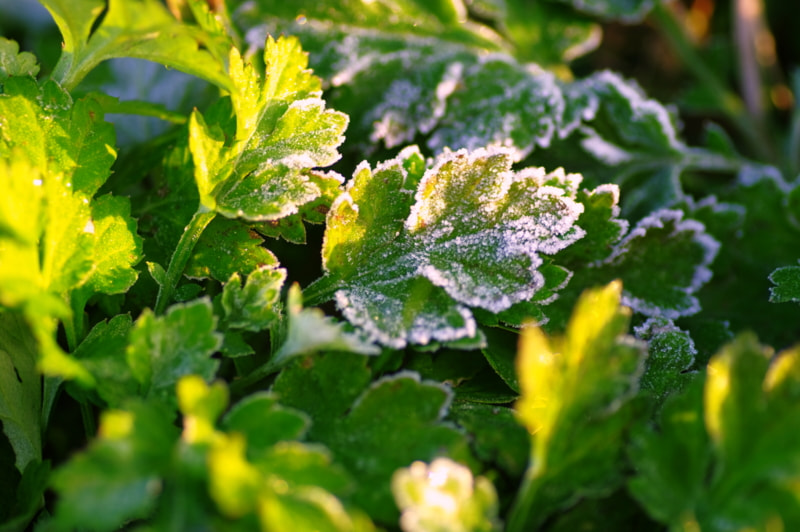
xmin=2 ymin=0 xmax=800 ymax=530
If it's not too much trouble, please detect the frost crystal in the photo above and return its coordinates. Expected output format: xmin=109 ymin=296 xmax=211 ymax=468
xmin=319 ymin=146 xmax=587 ymax=347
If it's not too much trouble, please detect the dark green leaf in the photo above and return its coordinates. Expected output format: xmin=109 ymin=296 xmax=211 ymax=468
xmin=273 ymin=353 xmax=472 ymax=524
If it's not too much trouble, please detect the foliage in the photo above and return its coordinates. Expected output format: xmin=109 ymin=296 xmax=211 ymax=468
xmin=2 ymin=0 xmax=800 ymax=530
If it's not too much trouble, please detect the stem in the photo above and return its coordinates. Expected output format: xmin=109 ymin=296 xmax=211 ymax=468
xmin=505 ymin=469 xmax=542 ymax=532
xmin=41 ymin=376 xmax=62 ymax=437
xmin=229 ymin=357 xmax=284 ymax=396
xmin=302 ymin=274 xmax=345 ymax=307
xmin=155 ymin=209 xmax=217 ymax=314
xmin=80 ymin=401 xmax=96 ymax=439
xmin=652 ymin=2 xmax=775 ymax=163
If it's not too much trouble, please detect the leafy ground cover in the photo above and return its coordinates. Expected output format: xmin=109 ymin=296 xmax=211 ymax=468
xmin=2 ymin=0 xmax=800 ymax=530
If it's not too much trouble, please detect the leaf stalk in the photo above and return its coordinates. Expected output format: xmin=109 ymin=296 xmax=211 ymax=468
xmin=154 ymin=209 xmax=217 ymax=314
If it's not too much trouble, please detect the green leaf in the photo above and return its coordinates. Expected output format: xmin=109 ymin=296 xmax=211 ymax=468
xmin=315 ymin=146 xmax=586 ymax=347
xmin=0 ymin=459 xmax=51 ymax=532
xmin=449 ymin=402 xmax=530 ymax=477
xmin=0 ymin=77 xmax=141 ymax=356
xmin=126 ymin=299 xmax=222 ymax=406
xmin=629 ymin=334 xmax=800 ymax=530
xmin=0 ymin=37 xmax=40 ymax=80
xmin=42 ymin=0 xmax=231 ymax=90
xmin=550 ymin=0 xmax=656 ymax=22
xmin=184 ymin=217 xmax=280 ymax=282
xmin=500 ymin=0 xmax=600 ymax=65
xmin=222 ymin=392 xmax=311 ymax=452
xmin=694 ymin=170 xmax=800 ymax=348
xmin=0 ymin=312 xmax=41 ymax=472
xmin=508 ymin=281 xmax=646 ymax=531
xmin=176 ymin=376 xmax=370 ymax=531
xmin=50 ymin=401 xmax=179 ymax=532
xmin=237 ymin=0 xmax=500 ymax=47
xmin=271 ymin=284 xmax=380 ymax=365
xmin=220 ymin=266 xmax=286 ymax=332
xmin=392 ymin=457 xmax=501 ymax=532
xmin=189 ymin=36 xmax=348 ymax=221
xmin=633 ymin=317 xmax=697 ymax=407
xmin=69 ymin=315 xmax=138 ymax=408
xmin=71 ymin=194 xmax=144 ymax=314
xmin=769 ymin=263 xmax=800 ymax=303
xmin=273 ymin=353 xmax=472 ymax=524
xmin=254 ymin=170 xmax=345 ymax=244
xmin=427 ymin=57 xmax=564 ymax=161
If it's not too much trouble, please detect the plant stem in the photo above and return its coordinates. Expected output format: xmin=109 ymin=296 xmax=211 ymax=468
xmin=505 ymin=469 xmax=542 ymax=532
xmin=154 ymin=209 xmax=217 ymax=314
xmin=652 ymin=2 xmax=775 ymax=163
xmin=229 ymin=357 xmax=284 ymax=396
xmin=80 ymin=401 xmax=96 ymax=439
xmin=302 ymin=274 xmax=344 ymax=307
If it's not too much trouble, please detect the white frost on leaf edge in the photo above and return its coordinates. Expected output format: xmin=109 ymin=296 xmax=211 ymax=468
xmin=606 ymin=209 xmax=721 ymax=319
xmin=348 ymin=370 xmax=455 ymax=423
xmin=335 ymin=287 xmax=478 ymax=350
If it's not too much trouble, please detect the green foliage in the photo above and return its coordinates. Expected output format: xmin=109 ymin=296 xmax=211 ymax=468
xmin=509 ymin=281 xmax=646 ymax=531
xmin=2 ymin=0 xmax=800 ymax=529
xmin=629 ymin=334 xmax=800 ymax=530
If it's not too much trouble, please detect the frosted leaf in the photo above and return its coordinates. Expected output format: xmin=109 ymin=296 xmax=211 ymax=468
xmin=769 ymin=263 xmax=800 ymax=304
xmin=335 ymin=278 xmax=479 ymax=350
xmin=563 ymin=70 xmax=692 ymax=218
xmin=189 ymin=36 xmax=348 ymax=222
xmin=428 ymin=56 xmax=565 ymax=161
xmin=550 ymin=0 xmax=656 ymax=23
xmin=634 ymin=317 xmax=697 ymax=406
xmin=314 ymin=146 xmax=586 ymax=348
xmin=601 ymin=209 xmax=720 ymax=319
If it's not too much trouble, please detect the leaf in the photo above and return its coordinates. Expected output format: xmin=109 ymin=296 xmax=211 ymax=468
xmin=555 ymin=71 xmax=730 ymax=219
xmin=238 ymin=0 xmax=499 ymax=47
xmin=392 ymin=457 xmax=501 ymax=532
xmin=449 ymin=402 xmax=530 ymax=477
xmin=189 ymin=36 xmax=349 ymax=222
xmin=0 ymin=76 xmax=141 ymax=363
xmin=271 ymin=284 xmax=380 ymax=366
xmin=50 ymin=401 xmax=179 ymax=532
xmin=0 ymin=313 xmax=41 ymax=472
xmin=71 ymin=194 xmax=144 ymax=314
xmin=219 ymin=266 xmax=286 ymax=332
xmin=769 ymin=263 xmax=800 ymax=303
xmin=69 ymin=315 xmax=138 ymax=408
xmin=509 ymin=281 xmax=646 ymax=530
xmin=688 ymin=170 xmax=800 ymax=348
xmin=549 ymin=0 xmax=656 ymax=22
xmin=500 ymin=0 xmax=600 ymax=65
xmin=427 ymin=56 xmax=565 ymax=161
xmin=176 ymin=376 xmax=370 ymax=531
xmin=253 ymin=170 xmax=345 ymax=244
xmin=272 ymin=353 xmax=472 ymax=524
xmin=629 ymin=334 xmax=800 ymax=530
xmin=184 ymin=217 xmax=279 ymax=282
xmin=314 ymin=146 xmax=586 ymax=347
xmin=550 ymin=208 xmax=720 ymax=329
xmin=42 ymin=0 xmax=231 ymax=90
xmin=221 ymin=392 xmax=311 ymax=452
xmin=633 ymin=317 xmax=697 ymax=407
xmin=236 ymin=0 xmax=599 ymax=157
xmin=0 ymin=37 xmax=40 ymax=80
xmin=126 ymin=299 xmax=222 ymax=406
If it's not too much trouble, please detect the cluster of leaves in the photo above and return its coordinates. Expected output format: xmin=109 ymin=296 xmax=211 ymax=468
xmin=2 ymin=0 xmax=800 ymax=530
